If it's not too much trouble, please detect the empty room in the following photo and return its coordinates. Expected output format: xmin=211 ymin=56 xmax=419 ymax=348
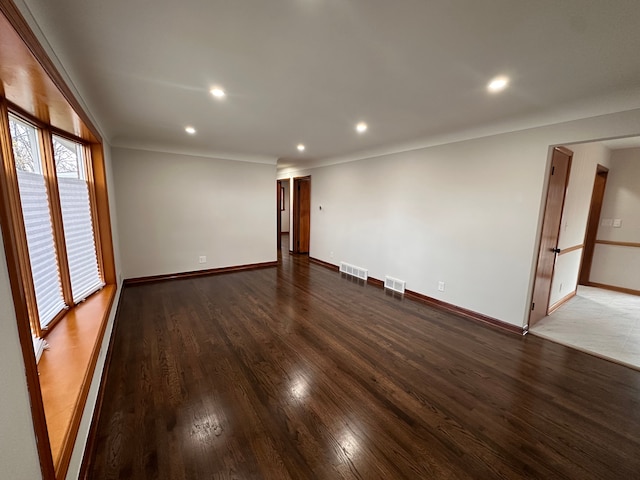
xmin=1 ymin=1 xmax=640 ymax=479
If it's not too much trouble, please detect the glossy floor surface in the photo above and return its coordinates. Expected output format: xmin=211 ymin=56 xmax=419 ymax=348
xmin=532 ymin=286 xmax=640 ymax=370
xmin=87 ymin=246 xmax=640 ymax=479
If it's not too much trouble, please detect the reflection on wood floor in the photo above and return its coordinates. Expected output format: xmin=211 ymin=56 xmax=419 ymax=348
xmin=87 ymin=249 xmax=640 ymax=479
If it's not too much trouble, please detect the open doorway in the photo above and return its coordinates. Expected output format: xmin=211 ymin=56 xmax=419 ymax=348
xmin=529 ymin=138 xmax=640 ymax=370
xmin=293 ymin=176 xmax=311 ymax=254
xmin=277 ymin=180 xmax=282 ymax=250
xmin=276 ymin=180 xmax=290 ymax=252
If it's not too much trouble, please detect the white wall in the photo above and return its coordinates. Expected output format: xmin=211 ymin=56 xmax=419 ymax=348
xmin=279 ymin=108 xmax=640 ymax=328
xmin=281 ymin=180 xmax=290 ymax=233
xmin=549 ymin=142 xmax=611 ymax=306
xmin=113 ymin=147 xmax=277 ymax=279
xmin=0 ymin=229 xmax=42 ymax=479
xmin=590 ymin=148 xmax=640 ymax=290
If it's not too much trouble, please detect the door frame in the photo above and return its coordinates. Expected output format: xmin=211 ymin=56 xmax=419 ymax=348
xmin=578 ymin=165 xmax=609 ymax=285
xmin=276 ymin=180 xmax=282 ymax=250
xmin=527 ymin=146 xmax=573 ymax=329
xmin=292 ymin=176 xmax=311 ymax=254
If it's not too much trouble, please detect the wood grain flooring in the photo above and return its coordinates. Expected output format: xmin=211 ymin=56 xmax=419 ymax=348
xmin=87 ymin=247 xmax=640 ymax=479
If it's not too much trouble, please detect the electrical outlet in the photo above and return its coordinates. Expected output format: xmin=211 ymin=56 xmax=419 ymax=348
xmin=613 ymin=219 xmax=622 ymax=228
xmin=198 ymin=255 xmax=207 ymax=264
xmin=438 ymin=281 xmax=445 ymax=292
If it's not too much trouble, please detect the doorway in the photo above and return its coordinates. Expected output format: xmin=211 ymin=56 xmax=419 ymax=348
xmin=529 ymin=147 xmax=573 ymax=328
xmin=579 ymin=165 xmax=609 ymax=285
xmin=276 ymin=180 xmax=282 ymax=250
xmin=293 ymin=176 xmax=311 ymax=254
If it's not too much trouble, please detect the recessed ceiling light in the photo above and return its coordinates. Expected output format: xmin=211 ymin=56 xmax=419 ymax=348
xmin=487 ymin=76 xmax=509 ymax=93
xmin=356 ymin=122 xmax=368 ymax=133
xmin=185 ymin=126 xmax=196 ymax=134
xmin=210 ymin=87 xmax=226 ymax=98
xmin=297 ymin=144 xmax=305 ymax=152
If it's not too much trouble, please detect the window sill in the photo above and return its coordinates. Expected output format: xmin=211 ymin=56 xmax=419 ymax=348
xmin=37 ymin=284 xmax=117 ymax=477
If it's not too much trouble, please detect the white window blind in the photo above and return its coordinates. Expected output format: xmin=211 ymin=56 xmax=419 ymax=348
xmin=54 ymin=136 xmax=104 ymax=302
xmin=58 ymin=177 xmax=103 ymax=302
xmin=16 ymin=171 xmax=67 ymax=326
xmin=10 ymin=116 xmax=67 ymax=329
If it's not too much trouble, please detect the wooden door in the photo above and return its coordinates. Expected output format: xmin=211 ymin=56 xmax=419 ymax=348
xmin=293 ymin=177 xmax=310 ymax=254
xmin=579 ymin=167 xmax=608 ymax=284
xmin=529 ymin=147 xmax=572 ymax=327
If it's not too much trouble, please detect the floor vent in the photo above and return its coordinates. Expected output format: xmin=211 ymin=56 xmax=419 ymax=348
xmin=384 ymin=276 xmax=406 ymax=294
xmin=340 ymin=262 xmax=368 ymax=281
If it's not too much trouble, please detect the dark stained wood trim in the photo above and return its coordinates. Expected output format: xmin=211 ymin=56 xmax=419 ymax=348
xmin=404 ymin=288 xmax=526 ymax=335
xmin=0 ymin=0 xmax=102 ymax=143
xmin=585 ymin=282 xmax=640 ymax=297
xmin=124 ymin=261 xmax=279 ymax=286
xmin=308 ymin=257 xmax=525 ymax=336
xmin=558 ymin=244 xmax=583 ymax=256
xmin=78 ymin=288 xmax=124 ymax=480
xmin=548 ymin=290 xmax=577 ymax=315
xmin=309 ymin=256 xmax=339 ymax=272
xmin=0 ymin=100 xmax=55 ymax=478
xmin=595 ymin=240 xmax=640 ymax=248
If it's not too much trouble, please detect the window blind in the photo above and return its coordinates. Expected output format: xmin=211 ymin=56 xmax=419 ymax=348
xmin=58 ymin=176 xmax=104 ymax=302
xmin=16 ymin=170 xmax=67 ymax=328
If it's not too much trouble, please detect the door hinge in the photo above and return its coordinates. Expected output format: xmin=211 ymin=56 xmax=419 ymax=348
xmin=531 ymin=302 xmax=535 ymax=311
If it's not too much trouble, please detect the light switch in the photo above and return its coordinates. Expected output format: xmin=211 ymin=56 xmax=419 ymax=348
xmin=613 ymin=219 xmax=622 ymax=228
xmin=601 ymin=218 xmax=613 ymax=227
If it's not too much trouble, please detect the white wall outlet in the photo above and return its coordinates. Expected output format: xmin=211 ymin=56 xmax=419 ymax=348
xmin=601 ymin=218 xmax=613 ymax=227
xmin=438 ymin=281 xmax=445 ymax=292
xmin=198 ymin=255 xmax=207 ymax=264
xmin=613 ymin=219 xmax=622 ymax=228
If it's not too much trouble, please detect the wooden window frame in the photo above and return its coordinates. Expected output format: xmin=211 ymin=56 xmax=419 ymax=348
xmin=0 ymin=2 xmax=117 ymax=478
xmin=7 ymin=107 xmax=106 ymax=336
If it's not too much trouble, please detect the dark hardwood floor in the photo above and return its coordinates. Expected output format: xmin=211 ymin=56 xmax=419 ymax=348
xmin=87 ymin=237 xmax=640 ymax=479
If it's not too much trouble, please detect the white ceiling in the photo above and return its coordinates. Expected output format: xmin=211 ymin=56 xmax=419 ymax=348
xmin=19 ymin=0 xmax=640 ymax=167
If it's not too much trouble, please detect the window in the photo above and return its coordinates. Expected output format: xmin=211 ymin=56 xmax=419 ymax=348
xmin=0 ymin=8 xmax=117 ymax=477
xmin=53 ymin=135 xmax=104 ymax=303
xmin=9 ymin=115 xmax=66 ymax=330
xmin=7 ymin=115 xmax=104 ymax=339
